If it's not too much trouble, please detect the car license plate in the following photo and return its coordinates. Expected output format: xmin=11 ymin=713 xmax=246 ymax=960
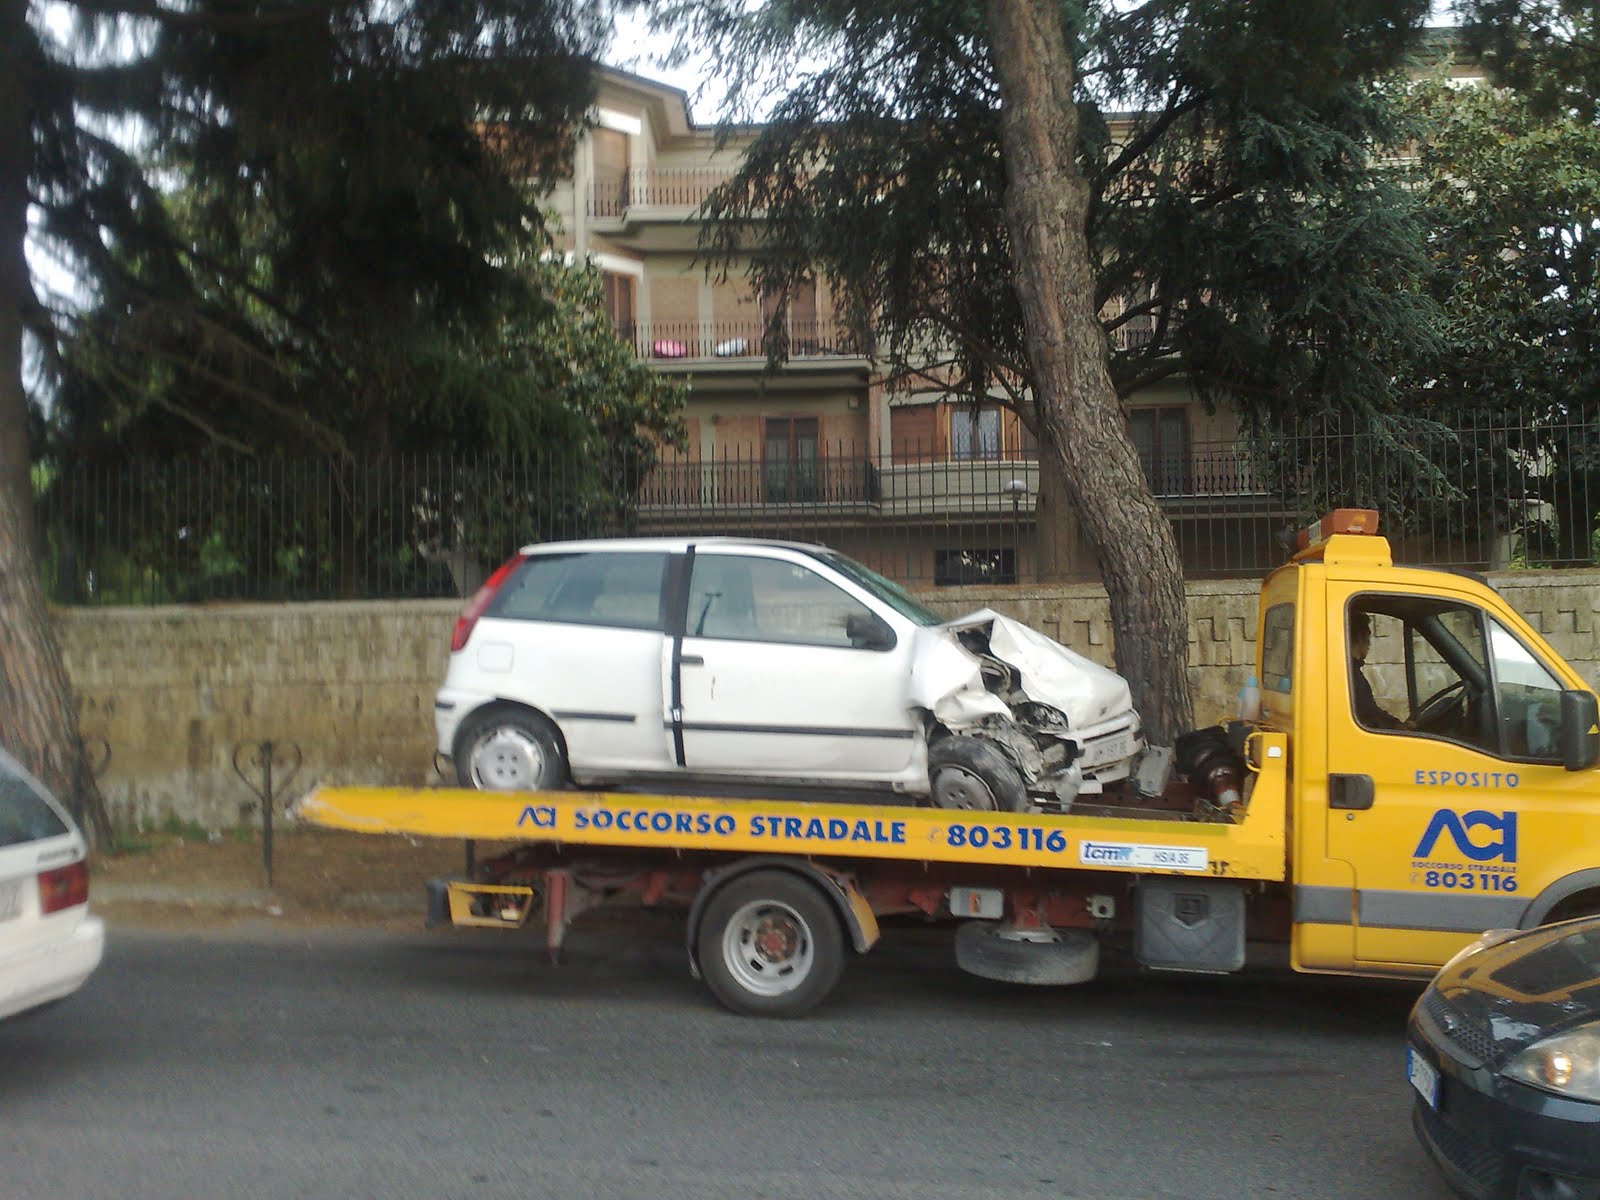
xmin=1407 ymin=1045 xmax=1440 ymax=1110
xmin=1079 ymin=732 xmax=1133 ymax=769
xmin=0 ymin=879 xmax=22 ymax=923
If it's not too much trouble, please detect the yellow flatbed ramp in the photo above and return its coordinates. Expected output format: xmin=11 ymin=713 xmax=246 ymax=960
xmin=300 ymin=734 xmax=1287 ymax=883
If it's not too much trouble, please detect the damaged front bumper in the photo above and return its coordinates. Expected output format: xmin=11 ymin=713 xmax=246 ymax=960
xmin=913 ymin=609 xmax=1146 ymax=809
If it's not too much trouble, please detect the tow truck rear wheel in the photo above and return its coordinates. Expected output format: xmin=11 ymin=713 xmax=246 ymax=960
xmin=929 ymin=736 xmax=1029 ymax=812
xmin=696 ymin=871 xmax=845 ymax=1018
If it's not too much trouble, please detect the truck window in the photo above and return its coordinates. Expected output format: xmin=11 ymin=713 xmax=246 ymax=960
xmin=1347 ymin=594 xmax=1560 ymax=761
xmin=1488 ymin=621 xmax=1565 ymax=761
xmin=1260 ymin=604 xmax=1294 ymax=696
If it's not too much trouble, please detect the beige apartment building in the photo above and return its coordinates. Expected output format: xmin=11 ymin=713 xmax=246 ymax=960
xmin=544 ymin=67 xmax=1278 ymax=585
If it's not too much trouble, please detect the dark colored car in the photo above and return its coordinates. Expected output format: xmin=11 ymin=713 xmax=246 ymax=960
xmin=1408 ymin=916 xmax=1600 ymax=1200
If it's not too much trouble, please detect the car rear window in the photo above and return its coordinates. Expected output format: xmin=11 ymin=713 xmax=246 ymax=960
xmin=488 ymin=552 xmax=668 ymax=631
xmin=0 ymin=760 xmax=71 ymax=848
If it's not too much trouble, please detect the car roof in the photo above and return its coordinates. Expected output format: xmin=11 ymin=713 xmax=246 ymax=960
xmin=515 ymin=536 xmax=830 ymax=556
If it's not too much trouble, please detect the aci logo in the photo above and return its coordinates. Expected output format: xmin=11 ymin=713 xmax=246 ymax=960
xmin=1412 ymin=809 xmax=1518 ymax=863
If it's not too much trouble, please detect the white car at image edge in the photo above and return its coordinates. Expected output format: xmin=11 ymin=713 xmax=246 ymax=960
xmin=436 ymin=536 xmax=1145 ymax=811
xmin=0 ymin=745 xmax=105 ymax=1022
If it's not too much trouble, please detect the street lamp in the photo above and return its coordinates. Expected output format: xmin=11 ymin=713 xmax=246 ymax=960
xmin=1003 ymin=478 xmax=1028 ymax=582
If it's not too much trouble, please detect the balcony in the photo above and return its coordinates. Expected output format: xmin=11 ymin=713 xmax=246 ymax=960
xmin=624 ymin=318 xmax=865 ymax=363
xmin=636 ymin=442 xmax=1271 ymax=522
xmin=590 ymin=167 xmax=742 ymax=219
xmin=1144 ymin=448 xmax=1270 ymax=501
xmin=639 ymin=455 xmax=879 ymax=511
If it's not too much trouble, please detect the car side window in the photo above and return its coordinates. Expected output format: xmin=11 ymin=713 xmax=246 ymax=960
xmin=489 ymin=552 xmax=667 ymax=631
xmin=0 ymin=762 xmax=70 ymax=848
xmin=689 ymin=555 xmax=877 ymax=648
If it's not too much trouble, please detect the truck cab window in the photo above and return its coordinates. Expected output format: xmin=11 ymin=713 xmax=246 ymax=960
xmin=1348 ymin=595 xmax=1540 ymax=759
xmin=1488 ymin=621 xmax=1565 ymax=761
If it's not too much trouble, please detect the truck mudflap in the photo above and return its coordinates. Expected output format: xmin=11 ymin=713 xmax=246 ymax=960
xmin=1134 ymin=877 xmax=1248 ymax=973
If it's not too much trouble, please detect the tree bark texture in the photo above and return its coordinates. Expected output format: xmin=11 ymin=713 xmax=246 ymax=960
xmin=0 ymin=1 xmax=110 ymax=840
xmin=984 ymin=0 xmax=1195 ymax=745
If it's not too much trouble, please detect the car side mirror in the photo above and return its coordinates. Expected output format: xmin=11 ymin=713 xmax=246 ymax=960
xmin=845 ymin=612 xmax=896 ymax=651
xmin=1560 ymin=690 xmax=1600 ymax=772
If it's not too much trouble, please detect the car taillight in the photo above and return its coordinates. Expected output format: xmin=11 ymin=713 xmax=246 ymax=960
xmin=39 ymin=860 xmax=89 ymax=914
xmin=451 ymin=553 xmax=526 ymax=653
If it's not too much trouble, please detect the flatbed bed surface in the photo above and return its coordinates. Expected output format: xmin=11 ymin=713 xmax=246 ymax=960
xmin=300 ymin=748 xmax=1288 ymax=882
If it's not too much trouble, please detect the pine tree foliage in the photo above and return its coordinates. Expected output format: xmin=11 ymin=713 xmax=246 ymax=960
xmin=2 ymin=0 xmax=681 ymax=831
xmin=662 ymin=0 xmax=1436 ymax=434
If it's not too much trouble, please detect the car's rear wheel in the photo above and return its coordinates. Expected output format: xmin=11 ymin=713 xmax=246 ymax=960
xmin=455 ymin=708 xmax=567 ymax=791
xmin=928 ymin=736 xmax=1029 ymax=812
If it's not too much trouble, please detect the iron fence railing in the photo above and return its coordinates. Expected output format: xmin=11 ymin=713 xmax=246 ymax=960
xmin=33 ymin=408 xmax=1600 ymax=605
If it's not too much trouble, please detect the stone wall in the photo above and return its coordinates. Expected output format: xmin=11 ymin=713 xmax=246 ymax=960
xmin=55 ymin=571 xmax=1600 ymax=829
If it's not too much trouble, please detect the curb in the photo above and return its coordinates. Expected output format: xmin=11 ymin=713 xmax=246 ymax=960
xmin=94 ymin=882 xmax=420 ymax=913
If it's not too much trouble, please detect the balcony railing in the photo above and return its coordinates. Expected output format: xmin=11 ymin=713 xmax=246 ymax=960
xmin=636 ymin=443 xmax=1269 ymax=517
xmin=639 ymin=456 xmax=879 ymax=508
xmin=590 ymin=167 xmax=742 ymax=218
xmin=1144 ymin=448 xmax=1270 ymax=498
xmin=623 ymin=318 xmax=864 ymax=362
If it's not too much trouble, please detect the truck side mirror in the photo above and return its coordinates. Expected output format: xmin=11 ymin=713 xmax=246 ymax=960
xmin=1560 ymin=690 xmax=1600 ymax=772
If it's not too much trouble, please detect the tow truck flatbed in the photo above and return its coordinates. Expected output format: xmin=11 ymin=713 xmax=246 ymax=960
xmin=300 ymin=764 xmax=1287 ymax=881
xmin=297 ymin=731 xmax=1288 ymax=1016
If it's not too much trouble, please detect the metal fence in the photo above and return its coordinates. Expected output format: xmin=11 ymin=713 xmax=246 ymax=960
xmin=33 ymin=407 xmax=1600 ymax=605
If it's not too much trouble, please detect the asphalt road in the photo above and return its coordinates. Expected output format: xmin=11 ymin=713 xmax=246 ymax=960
xmin=2 ymin=915 xmax=1455 ymax=1200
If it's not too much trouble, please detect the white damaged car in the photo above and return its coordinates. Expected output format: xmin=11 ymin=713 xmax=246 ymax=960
xmin=436 ymin=537 xmax=1144 ymax=812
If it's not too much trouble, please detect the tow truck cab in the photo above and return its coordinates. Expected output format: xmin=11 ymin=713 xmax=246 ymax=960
xmin=1264 ymin=510 xmax=1600 ymax=976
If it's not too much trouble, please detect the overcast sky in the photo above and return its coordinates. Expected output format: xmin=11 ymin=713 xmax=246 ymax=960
xmin=606 ymin=7 xmax=739 ymax=123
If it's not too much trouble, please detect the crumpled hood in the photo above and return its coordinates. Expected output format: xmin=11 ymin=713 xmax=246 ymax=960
xmin=909 ymin=609 xmax=1136 ymax=731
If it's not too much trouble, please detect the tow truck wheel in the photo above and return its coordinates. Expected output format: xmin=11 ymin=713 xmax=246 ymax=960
xmin=929 ymin=736 xmax=1029 ymax=812
xmin=696 ymin=871 xmax=845 ymax=1018
xmin=455 ymin=707 xmax=568 ymax=791
xmin=955 ymin=921 xmax=1100 ymax=986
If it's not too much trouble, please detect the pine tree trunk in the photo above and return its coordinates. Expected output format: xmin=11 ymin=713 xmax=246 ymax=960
xmin=985 ymin=0 xmax=1194 ymax=745
xmin=0 ymin=4 xmax=110 ymax=841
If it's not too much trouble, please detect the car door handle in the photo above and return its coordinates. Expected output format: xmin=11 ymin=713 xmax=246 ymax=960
xmin=679 ymin=655 xmax=704 ymax=666
xmin=1329 ymin=773 xmax=1375 ymax=811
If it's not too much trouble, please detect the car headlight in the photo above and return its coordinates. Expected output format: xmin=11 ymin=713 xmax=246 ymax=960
xmin=1505 ymin=1025 xmax=1600 ymax=1101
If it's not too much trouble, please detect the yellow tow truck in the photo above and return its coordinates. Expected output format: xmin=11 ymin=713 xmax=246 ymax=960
xmin=300 ymin=510 xmax=1600 ymax=1016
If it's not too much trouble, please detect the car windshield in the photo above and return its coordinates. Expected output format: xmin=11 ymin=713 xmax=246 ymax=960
xmin=809 ymin=551 xmax=943 ymax=627
xmin=0 ymin=754 xmax=70 ymax=848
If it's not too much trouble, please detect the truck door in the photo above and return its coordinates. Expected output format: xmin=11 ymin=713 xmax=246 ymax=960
xmin=673 ymin=549 xmax=920 ymax=779
xmin=1323 ymin=581 xmax=1582 ymax=969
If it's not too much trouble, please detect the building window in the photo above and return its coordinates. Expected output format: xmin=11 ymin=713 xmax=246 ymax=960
xmin=1129 ymin=406 xmax=1190 ymax=494
xmin=601 ymin=271 xmax=635 ymax=341
xmin=760 ymin=279 xmax=820 ymax=352
xmin=591 ymin=127 xmax=629 ymax=216
xmin=763 ymin=417 xmax=820 ymax=502
xmin=1113 ymin=284 xmax=1159 ymax=350
xmin=950 ymin=406 xmax=1001 ymax=460
xmin=934 ymin=548 xmax=1017 ymax=586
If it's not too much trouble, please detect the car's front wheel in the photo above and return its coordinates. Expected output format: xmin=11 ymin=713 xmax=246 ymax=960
xmin=455 ymin=707 xmax=568 ymax=791
xmin=928 ymin=736 xmax=1029 ymax=812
